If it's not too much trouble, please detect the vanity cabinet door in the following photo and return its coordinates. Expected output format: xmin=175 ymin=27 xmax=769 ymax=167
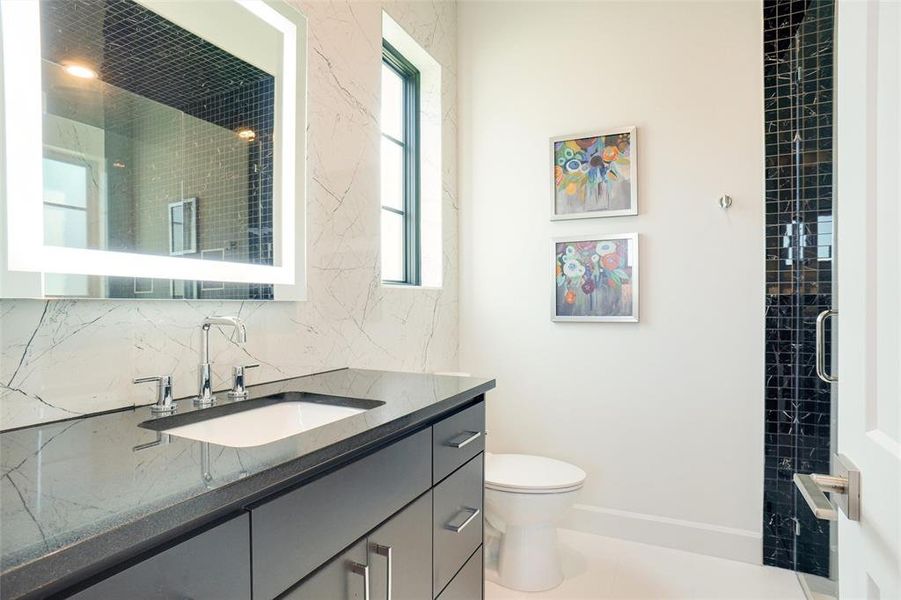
xmin=367 ymin=491 xmax=433 ymax=600
xmin=281 ymin=540 xmax=368 ymax=600
xmin=65 ymin=513 xmax=250 ymax=600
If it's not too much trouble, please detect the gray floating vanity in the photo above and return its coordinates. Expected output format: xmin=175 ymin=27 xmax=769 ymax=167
xmin=0 ymin=369 xmax=495 ymax=600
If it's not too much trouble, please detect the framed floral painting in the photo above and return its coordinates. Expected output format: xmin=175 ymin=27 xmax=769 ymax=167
xmin=550 ymin=126 xmax=637 ymax=220
xmin=552 ymin=233 xmax=639 ymax=322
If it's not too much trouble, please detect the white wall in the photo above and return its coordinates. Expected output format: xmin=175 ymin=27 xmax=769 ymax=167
xmin=0 ymin=1 xmax=459 ymax=430
xmin=458 ymin=1 xmax=765 ymax=562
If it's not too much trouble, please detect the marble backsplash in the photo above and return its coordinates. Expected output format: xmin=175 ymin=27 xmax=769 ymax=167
xmin=0 ymin=0 xmax=460 ymax=430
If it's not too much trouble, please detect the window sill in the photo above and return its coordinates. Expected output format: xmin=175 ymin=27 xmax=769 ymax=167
xmin=381 ymin=282 xmax=442 ymax=291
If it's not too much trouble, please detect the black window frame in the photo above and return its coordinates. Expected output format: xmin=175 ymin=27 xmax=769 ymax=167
xmin=381 ymin=40 xmax=421 ymax=285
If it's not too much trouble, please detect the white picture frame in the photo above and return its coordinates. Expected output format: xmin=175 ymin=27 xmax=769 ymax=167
xmin=550 ymin=126 xmax=638 ymax=220
xmin=551 ymin=232 xmax=639 ymax=322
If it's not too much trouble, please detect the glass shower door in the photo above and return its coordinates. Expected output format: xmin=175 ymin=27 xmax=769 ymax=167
xmin=763 ymin=1 xmax=837 ymax=597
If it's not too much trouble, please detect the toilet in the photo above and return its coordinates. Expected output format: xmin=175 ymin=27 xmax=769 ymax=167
xmin=484 ymin=453 xmax=586 ymax=592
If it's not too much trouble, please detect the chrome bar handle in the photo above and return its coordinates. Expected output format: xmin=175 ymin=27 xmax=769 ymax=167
xmin=350 ymin=562 xmax=370 ymax=600
xmin=133 ymin=431 xmax=171 ymax=452
xmin=815 ymin=309 xmax=838 ymax=383
xmin=133 ymin=375 xmax=176 ymax=414
xmin=445 ymin=507 xmax=480 ymax=533
xmin=372 ymin=544 xmax=392 ymax=600
xmin=447 ymin=431 xmax=481 ymax=449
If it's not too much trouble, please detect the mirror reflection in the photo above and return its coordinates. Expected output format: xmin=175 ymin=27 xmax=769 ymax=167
xmin=39 ymin=0 xmax=275 ymax=299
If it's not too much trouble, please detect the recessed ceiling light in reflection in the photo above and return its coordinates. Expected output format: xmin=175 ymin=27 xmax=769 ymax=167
xmin=63 ymin=62 xmax=98 ymax=80
xmin=237 ymin=128 xmax=256 ymax=142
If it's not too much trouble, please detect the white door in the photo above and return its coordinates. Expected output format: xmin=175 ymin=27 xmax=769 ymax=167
xmin=836 ymin=0 xmax=901 ymax=598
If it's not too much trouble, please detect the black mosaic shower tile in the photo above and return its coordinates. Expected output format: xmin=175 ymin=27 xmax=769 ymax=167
xmin=762 ymin=0 xmax=834 ymax=578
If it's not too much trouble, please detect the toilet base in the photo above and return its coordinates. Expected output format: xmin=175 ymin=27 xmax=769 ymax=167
xmin=496 ymin=524 xmax=563 ymax=592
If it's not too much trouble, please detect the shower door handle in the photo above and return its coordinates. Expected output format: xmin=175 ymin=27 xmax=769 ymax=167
xmin=815 ymin=309 xmax=838 ymax=383
xmin=793 ymin=453 xmax=860 ymax=521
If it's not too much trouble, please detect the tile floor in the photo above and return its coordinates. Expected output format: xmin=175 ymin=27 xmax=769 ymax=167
xmin=485 ymin=529 xmax=805 ymax=599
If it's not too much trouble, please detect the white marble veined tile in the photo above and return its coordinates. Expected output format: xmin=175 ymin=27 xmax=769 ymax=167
xmin=0 ymin=0 xmax=459 ymax=431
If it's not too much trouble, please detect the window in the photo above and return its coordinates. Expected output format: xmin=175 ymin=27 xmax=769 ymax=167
xmin=42 ymin=156 xmax=89 ymax=250
xmin=42 ymin=155 xmax=93 ymax=296
xmin=380 ymin=41 xmax=420 ymax=285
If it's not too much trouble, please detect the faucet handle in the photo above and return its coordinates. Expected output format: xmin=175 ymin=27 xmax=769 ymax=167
xmin=228 ymin=364 xmax=259 ymax=400
xmin=133 ymin=431 xmax=171 ymax=452
xmin=133 ymin=375 xmax=176 ymax=414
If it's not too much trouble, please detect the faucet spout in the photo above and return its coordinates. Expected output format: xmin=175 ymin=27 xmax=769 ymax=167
xmin=197 ymin=316 xmax=247 ymax=407
xmin=202 ymin=315 xmax=247 ymax=341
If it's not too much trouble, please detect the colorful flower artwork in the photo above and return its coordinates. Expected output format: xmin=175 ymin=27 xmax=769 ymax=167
xmin=551 ymin=127 xmax=637 ymax=219
xmin=552 ymin=234 xmax=638 ymax=322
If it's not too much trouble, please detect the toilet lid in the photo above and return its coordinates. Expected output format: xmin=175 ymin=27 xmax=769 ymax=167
xmin=485 ymin=453 xmax=586 ymax=493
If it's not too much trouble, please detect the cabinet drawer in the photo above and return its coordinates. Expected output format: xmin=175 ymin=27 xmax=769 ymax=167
xmin=433 ymin=400 xmax=485 ymax=483
xmin=437 ymin=547 xmax=483 ymax=600
xmin=67 ymin=513 xmax=250 ymax=600
xmin=251 ymin=428 xmax=431 ymax=600
xmin=433 ymin=454 xmax=483 ymax=597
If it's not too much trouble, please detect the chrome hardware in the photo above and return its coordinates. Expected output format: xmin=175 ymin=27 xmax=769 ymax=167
xmin=718 ymin=194 xmax=733 ymax=209
xmin=197 ymin=363 xmax=214 ymax=407
xmin=794 ymin=473 xmax=837 ymax=520
xmin=371 ymin=544 xmax=392 ymax=600
xmin=445 ymin=507 xmax=480 ymax=533
xmin=228 ymin=363 xmax=259 ymax=399
xmin=133 ymin=431 xmax=170 ymax=452
xmin=447 ymin=431 xmax=481 ymax=449
xmin=133 ymin=374 xmax=176 ymax=414
xmin=793 ymin=453 xmax=860 ymax=521
xmin=196 ymin=316 xmax=247 ymax=407
xmin=200 ymin=442 xmax=213 ymax=484
xmin=815 ymin=309 xmax=838 ymax=383
xmin=350 ymin=562 xmax=370 ymax=600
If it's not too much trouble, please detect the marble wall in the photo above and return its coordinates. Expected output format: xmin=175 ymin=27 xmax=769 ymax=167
xmin=0 ymin=0 xmax=459 ymax=430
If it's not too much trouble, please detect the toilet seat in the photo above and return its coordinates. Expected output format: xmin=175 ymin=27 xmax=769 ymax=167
xmin=485 ymin=453 xmax=586 ymax=494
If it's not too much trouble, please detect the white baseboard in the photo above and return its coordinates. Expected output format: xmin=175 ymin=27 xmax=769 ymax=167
xmin=562 ymin=503 xmax=762 ymax=565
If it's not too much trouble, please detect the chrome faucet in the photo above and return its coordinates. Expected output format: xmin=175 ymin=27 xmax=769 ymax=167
xmin=197 ymin=316 xmax=247 ymax=407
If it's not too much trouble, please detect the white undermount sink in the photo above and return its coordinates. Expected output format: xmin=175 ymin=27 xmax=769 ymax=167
xmin=161 ymin=400 xmax=368 ymax=448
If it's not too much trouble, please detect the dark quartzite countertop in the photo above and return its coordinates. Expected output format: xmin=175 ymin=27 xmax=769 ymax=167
xmin=0 ymin=368 xmax=495 ymax=599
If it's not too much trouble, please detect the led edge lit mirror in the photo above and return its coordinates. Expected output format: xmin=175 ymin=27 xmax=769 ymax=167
xmin=0 ymin=0 xmax=308 ymax=300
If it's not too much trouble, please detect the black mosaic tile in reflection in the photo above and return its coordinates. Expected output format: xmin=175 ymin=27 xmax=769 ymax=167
xmin=763 ymin=0 xmax=834 ymax=578
xmin=40 ymin=0 xmax=272 ymax=115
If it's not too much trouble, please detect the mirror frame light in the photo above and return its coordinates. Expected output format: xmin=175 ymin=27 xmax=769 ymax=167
xmin=0 ymin=0 xmax=307 ymax=296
